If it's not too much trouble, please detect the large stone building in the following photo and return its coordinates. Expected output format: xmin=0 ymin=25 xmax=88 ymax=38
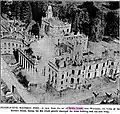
xmin=41 ymin=5 xmax=71 ymax=36
xmin=47 ymin=53 xmax=120 ymax=91
xmin=1 ymin=15 xmax=26 ymax=55
xmin=14 ymin=5 xmax=120 ymax=92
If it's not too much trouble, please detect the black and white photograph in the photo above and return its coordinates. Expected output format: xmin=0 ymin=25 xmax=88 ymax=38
xmin=0 ymin=0 xmax=120 ymax=105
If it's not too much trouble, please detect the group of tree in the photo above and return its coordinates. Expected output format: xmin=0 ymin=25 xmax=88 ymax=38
xmin=53 ymin=1 xmax=119 ymax=41
xmin=1 ymin=1 xmax=119 ymax=42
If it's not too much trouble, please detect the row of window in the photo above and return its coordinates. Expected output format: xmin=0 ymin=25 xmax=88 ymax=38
xmin=66 ymin=35 xmax=83 ymax=41
xmin=60 ymin=69 xmax=109 ymax=86
xmin=56 ymin=67 xmax=117 ymax=90
xmin=58 ymin=67 xmax=118 ymax=90
xmin=65 ymin=61 xmax=110 ymax=76
xmin=2 ymin=51 xmax=11 ymax=54
xmin=59 ymin=61 xmax=115 ymax=81
xmin=61 ymin=29 xmax=69 ymax=33
xmin=60 ymin=68 xmax=116 ymax=90
xmin=61 ymin=68 xmax=99 ymax=80
xmin=49 ymin=61 xmax=116 ymax=90
xmin=3 ymin=42 xmax=23 ymax=48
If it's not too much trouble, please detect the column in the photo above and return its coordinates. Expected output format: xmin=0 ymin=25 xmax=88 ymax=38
xmin=33 ymin=65 xmax=35 ymax=76
xmin=31 ymin=65 xmax=33 ymax=75
xmin=26 ymin=60 xmax=28 ymax=72
xmin=20 ymin=54 xmax=21 ymax=66
xmin=24 ymin=58 xmax=26 ymax=70
xmin=28 ymin=62 xmax=30 ymax=71
xmin=23 ymin=57 xmax=25 ymax=69
xmin=27 ymin=61 xmax=29 ymax=73
xmin=32 ymin=65 xmax=35 ymax=83
xmin=29 ymin=64 xmax=32 ymax=80
xmin=22 ymin=55 xmax=24 ymax=67
xmin=21 ymin=54 xmax=23 ymax=66
xmin=22 ymin=56 xmax=24 ymax=68
xmin=18 ymin=51 xmax=20 ymax=64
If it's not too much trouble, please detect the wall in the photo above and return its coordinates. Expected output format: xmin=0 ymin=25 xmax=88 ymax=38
xmin=47 ymin=58 xmax=120 ymax=91
xmin=1 ymin=38 xmax=24 ymax=55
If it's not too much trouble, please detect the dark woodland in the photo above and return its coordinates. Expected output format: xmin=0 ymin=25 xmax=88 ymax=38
xmin=1 ymin=1 xmax=119 ymax=42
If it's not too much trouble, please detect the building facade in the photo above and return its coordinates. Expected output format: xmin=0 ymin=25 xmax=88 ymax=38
xmin=1 ymin=37 xmax=24 ymax=55
xmin=47 ymin=55 xmax=120 ymax=91
xmin=1 ymin=15 xmax=26 ymax=55
xmin=41 ymin=5 xmax=71 ymax=36
xmin=63 ymin=32 xmax=88 ymax=52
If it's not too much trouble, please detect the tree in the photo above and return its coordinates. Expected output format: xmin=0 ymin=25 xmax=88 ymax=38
xmin=105 ymin=11 xmax=119 ymax=38
xmin=30 ymin=1 xmax=46 ymax=27
xmin=13 ymin=49 xmax=19 ymax=63
xmin=20 ymin=1 xmax=32 ymax=24
xmin=10 ymin=1 xmax=22 ymax=20
xmin=1 ymin=1 xmax=9 ymax=14
xmin=17 ymin=72 xmax=29 ymax=88
xmin=31 ymin=23 xmax=39 ymax=36
xmin=25 ymin=48 xmax=33 ymax=56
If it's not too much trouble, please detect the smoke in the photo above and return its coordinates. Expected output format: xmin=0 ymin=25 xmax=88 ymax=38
xmin=30 ymin=36 xmax=55 ymax=68
xmin=20 ymin=36 xmax=56 ymax=84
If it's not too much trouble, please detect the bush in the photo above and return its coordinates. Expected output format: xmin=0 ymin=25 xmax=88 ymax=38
xmin=17 ymin=72 xmax=29 ymax=88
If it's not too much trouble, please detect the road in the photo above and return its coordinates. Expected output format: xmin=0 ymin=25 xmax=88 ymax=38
xmin=1 ymin=57 xmax=39 ymax=103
